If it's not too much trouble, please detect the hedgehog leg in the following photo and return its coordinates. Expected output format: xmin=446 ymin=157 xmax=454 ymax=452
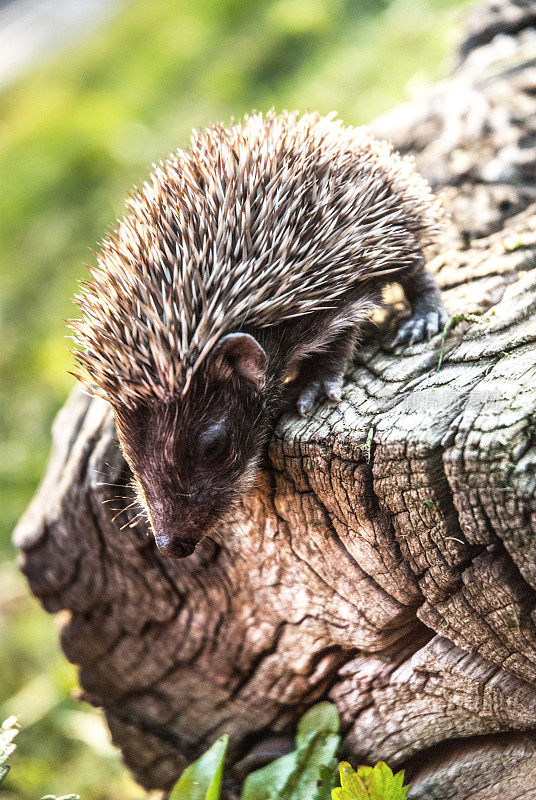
xmin=296 ymin=328 xmax=358 ymax=416
xmin=394 ymin=265 xmax=449 ymax=346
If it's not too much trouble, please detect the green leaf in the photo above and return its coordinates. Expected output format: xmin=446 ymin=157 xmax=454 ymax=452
xmin=0 ymin=717 xmax=19 ymax=785
xmin=332 ymin=761 xmax=409 ymax=800
xmin=317 ymin=763 xmax=340 ymax=800
xmin=296 ymin=702 xmax=340 ymax=745
xmin=169 ymin=735 xmax=228 ymax=800
xmin=241 ymin=703 xmax=341 ymax=800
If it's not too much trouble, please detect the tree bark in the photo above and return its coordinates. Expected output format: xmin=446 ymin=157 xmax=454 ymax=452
xmin=14 ymin=2 xmax=536 ymax=797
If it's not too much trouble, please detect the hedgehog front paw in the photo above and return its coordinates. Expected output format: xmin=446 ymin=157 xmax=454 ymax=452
xmin=297 ymin=374 xmax=343 ymax=416
xmin=394 ymin=307 xmax=449 ymax=347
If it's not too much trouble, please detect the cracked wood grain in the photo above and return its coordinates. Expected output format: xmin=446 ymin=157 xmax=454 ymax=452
xmin=13 ymin=2 xmax=536 ymax=797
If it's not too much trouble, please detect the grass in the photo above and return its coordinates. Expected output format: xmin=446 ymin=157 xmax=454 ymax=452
xmin=0 ymin=0 xmax=470 ymax=796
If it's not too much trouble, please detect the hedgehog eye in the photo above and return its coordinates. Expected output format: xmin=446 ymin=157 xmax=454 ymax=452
xmin=199 ymin=421 xmax=230 ymax=461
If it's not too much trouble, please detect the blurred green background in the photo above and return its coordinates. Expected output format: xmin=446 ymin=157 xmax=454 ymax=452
xmin=0 ymin=0 xmax=470 ymax=797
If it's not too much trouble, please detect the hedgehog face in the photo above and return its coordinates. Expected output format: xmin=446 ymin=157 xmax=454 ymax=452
xmin=114 ymin=333 xmax=268 ymax=557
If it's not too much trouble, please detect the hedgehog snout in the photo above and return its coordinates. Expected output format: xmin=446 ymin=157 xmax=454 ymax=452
xmin=142 ymin=495 xmax=202 ymax=558
xmin=149 ymin=514 xmax=200 ymax=558
xmin=153 ymin=530 xmax=198 ymax=558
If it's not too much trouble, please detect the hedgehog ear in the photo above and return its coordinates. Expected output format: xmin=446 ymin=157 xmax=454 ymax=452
xmin=210 ymin=333 xmax=267 ymax=390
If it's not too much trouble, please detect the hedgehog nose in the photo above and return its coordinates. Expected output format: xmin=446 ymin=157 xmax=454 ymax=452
xmin=152 ymin=526 xmax=198 ymax=558
xmin=147 ymin=501 xmax=202 ymax=558
xmin=147 ymin=510 xmax=197 ymax=558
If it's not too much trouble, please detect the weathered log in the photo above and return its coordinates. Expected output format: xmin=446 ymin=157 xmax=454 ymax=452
xmin=14 ymin=2 xmax=536 ymax=797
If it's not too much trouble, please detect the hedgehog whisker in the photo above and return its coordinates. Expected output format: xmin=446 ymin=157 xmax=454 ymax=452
xmin=119 ymin=515 xmax=143 ymax=531
xmin=127 ymin=511 xmax=147 ymax=529
xmin=101 ymin=495 xmax=132 ymax=503
xmin=111 ymin=500 xmax=140 ymax=522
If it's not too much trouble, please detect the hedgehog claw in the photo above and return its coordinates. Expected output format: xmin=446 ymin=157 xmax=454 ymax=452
xmin=297 ymin=374 xmax=344 ymax=415
xmin=323 ymin=375 xmax=343 ymax=404
xmin=297 ymin=382 xmax=322 ymax=416
xmin=424 ymin=311 xmax=440 ymax=340
xmin=394 ymin=308 xmax=448 ymax=347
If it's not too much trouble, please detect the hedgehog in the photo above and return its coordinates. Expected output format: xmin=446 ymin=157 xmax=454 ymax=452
xmin=71 ymin=110 xmax=448 ymax=558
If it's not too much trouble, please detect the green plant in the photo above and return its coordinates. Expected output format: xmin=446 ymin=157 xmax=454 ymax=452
xmin=241 ymin=702 xmax=340 ymax=800
xmin=332 ymin=761 xmax=409 ymax=800
xmin=3 ymin=706 xmax=410 ymax=800
xmin=168 ymin=736 xmax=228 ymax=800
xmin=167 ymin=703 xmax=409 ymax=800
